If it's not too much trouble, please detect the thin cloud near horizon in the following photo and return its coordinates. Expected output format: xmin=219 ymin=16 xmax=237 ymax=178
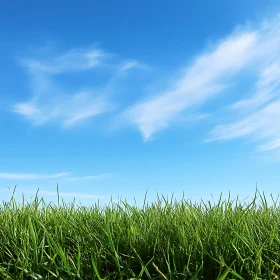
xmin=65 ymin=173 xmax=112 ymax=181
xmin=26 ymin=190 xmax=104 ymax=199
xmin=0 ymin=172 xmax=68 ymax=180
xmin=0 ymin=172 xmax=111 ymax=181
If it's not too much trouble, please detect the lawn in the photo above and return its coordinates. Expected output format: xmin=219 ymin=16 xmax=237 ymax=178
xmin=0 ymin=190 xmax=279 ymax=279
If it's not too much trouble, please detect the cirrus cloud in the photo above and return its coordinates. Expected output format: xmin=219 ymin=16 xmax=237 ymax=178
xmin=13 ymin=45 xmax=145 ymax=127
xmin=123 ymin=14 xmax=280 ymax=151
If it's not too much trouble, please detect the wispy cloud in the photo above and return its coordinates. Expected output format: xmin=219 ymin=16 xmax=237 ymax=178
xmin=207 ymin=16 xmax=280 ymax=151
xmin=27 ymin=190 xmax=104 ymax=199
xmin=231 ymin=61 xmax=280 ymax=112
xmin=21 ymin=47 xmax=106 ymax=74
xmin=13 ymin=90 xmax=110 ymax=127
xmin=0 ymin=172 xmax=111 ymax=181
xmin=123 ymin=33 xmax=257 ymax=140
xmin=0 ymin=172 xmax=68 ymax=180
xmin=13 ymin=45 xmax=144 ymax=127
xmin=65 ymin=173 xmax=111 ymax=181
xmin=118 ymin=60 xmax=149 ymax=72
xmin=209 ymin=100 xmax=280 ymax=151
xmin=123 ymin=15 xmax=280 ymax=144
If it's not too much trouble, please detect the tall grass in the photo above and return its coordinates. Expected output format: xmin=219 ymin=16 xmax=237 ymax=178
xmin=0 ymin=190 xmax=280 ymax=279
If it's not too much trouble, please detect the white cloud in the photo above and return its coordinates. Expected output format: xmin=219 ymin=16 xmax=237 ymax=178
xmin=207 ymin=16 xmax=280 ymax=151
xmin=123 ymin=15 xmax=280 ymax=142
xmin=27 ymin=190 xmax=103 ymax=199
xmin=13 ymin=91 xmax=110 ymax=126
xmin=118 ymin=60 xmax=149 ymax=72
xmin=209 ymin=100 xmax=280 ymax=151
xmin=0 ymin=172 xmax=68 ymax=180
xmin=13 ymin=103 xmax=40 ymax=116
xmin=65 ymin=173 xmax=110 ymax=181
xmin=13 ymin=46 xmax=144 ymax=127
xmin=231 ymin=61 xmax=280 ymax=112
xmin=0 ymin=172 xmax=112 ymax=182
xmin=21 ymin=47 xmax=105 ymax=74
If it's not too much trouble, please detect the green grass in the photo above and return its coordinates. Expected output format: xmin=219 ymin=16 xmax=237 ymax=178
xmin=0 ymin=190 xmax=280 ymax=279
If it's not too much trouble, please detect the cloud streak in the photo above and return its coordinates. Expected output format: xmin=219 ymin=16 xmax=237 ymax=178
xmin=13 ymin=91 xmax=110 ymax=127
xmin=21 ymin=47 xmax=106 ymax=74
xmin=13 ymin=46 xmax=143 ymax=127
xmin=208 ymin=17 xmax=280 ymax=151
xmin=123 ymin=32 xmax=257 ymax=140
xmin=0 ymin=172 xmax=111 ymax=181
xmin=65 ymin=173 xmax=110 ymax=181
xmin=0 ymin=172 xmax=68 ymax=180
xmin=123 ymin=15 xmax=280 ymax=147
xmin=27 ymin=190 xmax=104 ymax=199
xmin=231 ymin=61 xmax=280 ymax=112
xmin=209 ymin=100 xmax=280 ymax=151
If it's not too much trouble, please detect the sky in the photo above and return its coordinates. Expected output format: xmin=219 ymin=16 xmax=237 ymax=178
xmin=1 ymin=0 xmax=280 ymax=205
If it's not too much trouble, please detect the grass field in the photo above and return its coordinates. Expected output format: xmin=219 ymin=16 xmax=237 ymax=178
xmin=0 ymin=190 xmax=279 ymax=279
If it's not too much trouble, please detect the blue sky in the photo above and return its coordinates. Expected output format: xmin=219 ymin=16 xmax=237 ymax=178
xmin=1 ymin=0 xmax=280 ymax=205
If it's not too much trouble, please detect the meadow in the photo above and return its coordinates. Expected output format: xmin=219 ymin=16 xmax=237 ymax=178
xmin=0 ymin=190 xmax=279 ymax=280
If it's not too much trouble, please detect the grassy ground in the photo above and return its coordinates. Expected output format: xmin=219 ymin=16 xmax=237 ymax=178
xmin=0 ymin=191 xmax=280 ymax=279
